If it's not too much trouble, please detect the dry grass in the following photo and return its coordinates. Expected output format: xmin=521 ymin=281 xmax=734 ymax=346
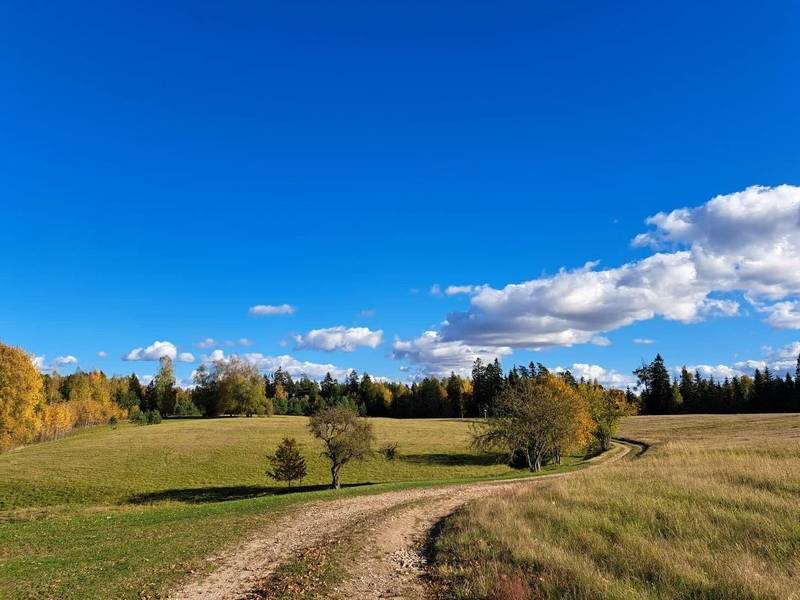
xmin=432 ymin=414 xmax=800 ymax=600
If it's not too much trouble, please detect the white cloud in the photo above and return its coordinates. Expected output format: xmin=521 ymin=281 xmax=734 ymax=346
xmin=763 ymin=301 xmax=800 ymax=329
xmin=555 ymin=363 xmax=635 ymax=389
xmin=31 ymin=354 xmax=79 ymax=373
xmin=196 ymin=337 xmax=216 ymax=348
xmin=676 ymin=341 xmax=800 ymax=381
xmin=97 ymin=351 xmax=108 ymax=358
xmin=359 ymin=308 xmax=376 ymax=317
xmin=634 ymin=185 xmax=800 ymax=302
xmin=223 ymin=338 xmax=254 ymax=347
xmin=123 ymin=340 xmax=177 ymax=361
xmin=678 ymin=364 xmax=745 ymax=380
xmin=294 ymin=326 xmax=383 ymax=352
xmin=202 ymin=349 xmax=351 ymax=380
xmin=445 ymin=285 xmax=482 ymax=296
xmin=429 ymin=284 xmax=443 ymax=296
xmin=137 ymin=374 xmax=154 ymax=386
xmin=389 ymin=185 xmax=800 ymax=374
xmin=633 ymin=338 xmax=655 ymax=345
xmin=177 ymin=352 xmax=195 ymax=363
xmin=391 ymin=331 xmax=512 ymax=377
xmin=52 ymin=355 xmax=78 ymax=367
xmin=431 ymin=186 xmax=800 ymax=351
xmin=249 ymin=304 xmax=296 ymax=316
xmin=31 ymin=354 xmax=47 ymax=372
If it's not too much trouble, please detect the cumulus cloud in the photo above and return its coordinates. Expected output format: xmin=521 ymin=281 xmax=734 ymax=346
xmin=294 ymin=326 xmax=383 ymax=352
xmin=196 ymin=337 xmax=216 ymax=348
xmin=633 ymin=185 xmax=800 ymax=301
xmin=429 ymin=284 xmax=443 ymax=296
xmin=674 ymin=341 xmax=800 ymax=381
xmin=201 ymin=349 xmax=351 ymax=380
xmin=123 ymin=340 xmax=177 ymax=361
xmin=52 ymin=355 xmax=78 ymax=367
xmin=555 ymin=363 xmax=635 ymax=388
xmin=391 ymin=331 xmax=512 ymax=377
xmin=97 ymin=351 xmax=108 ymax=358
xmin=32 ymin=354 xmax=79 ymax=373
xmin=736 ymin=341 xmax=800 ymax=374
xmin=249 ymin=304 xmax=296 ymax=316
xmin=633 ymin=338 xmax=655 ymax=345
xmin=177 ymin=352 xmax=195 ymax=363
xmin=678 ymin=364 xmax=745 ymax=380
xmin=763 ymin=301 xmax=800 ymax=329
xmin=389 ymin=185 xmax=800 ymax=373
xmin=439 ymin=186 xmax=799 ymax=348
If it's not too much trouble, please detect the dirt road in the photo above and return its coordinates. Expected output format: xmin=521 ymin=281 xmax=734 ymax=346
xmin=169 ymin=441 xmax=639 ymax=600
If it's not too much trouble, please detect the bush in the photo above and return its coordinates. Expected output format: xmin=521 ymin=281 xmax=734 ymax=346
xmin=379 ymin=441 xmax=399 ymax=460
xmin=109 ymin=415 xmax=118 ymax=429
xmin=130 ymin=410 xmax=161 ymax=426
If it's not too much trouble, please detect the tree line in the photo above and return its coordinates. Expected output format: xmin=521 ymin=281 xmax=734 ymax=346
xmin=4 ymin=337 xmax=800 ymax=452
xmin=634 ymin=353 xmax=800 ymax=414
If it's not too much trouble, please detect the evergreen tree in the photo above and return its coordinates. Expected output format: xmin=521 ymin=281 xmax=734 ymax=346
xmin=634 ymin=354 xmax=671 ymax=414
xmin=266 ymin=437 xmax=307 ymax=488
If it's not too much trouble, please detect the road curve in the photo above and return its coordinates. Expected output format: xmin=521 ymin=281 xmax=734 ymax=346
xmin=169 ymin=440 xmax=641 ymax=600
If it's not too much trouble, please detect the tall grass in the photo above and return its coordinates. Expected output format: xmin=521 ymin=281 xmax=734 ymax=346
xmin=432 ymin=414 xmax=800 ymax=600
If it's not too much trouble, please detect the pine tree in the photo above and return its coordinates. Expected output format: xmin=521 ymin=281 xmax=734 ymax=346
xmin=266 ymin=437 xmax=307 ymax=488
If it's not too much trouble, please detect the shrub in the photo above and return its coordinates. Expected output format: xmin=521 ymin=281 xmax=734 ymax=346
xmin=109 ymin=415 xmax=118 ymax=429
xmin=379 ymin=441 xmax=399 ymax=460
xmin=130 ymin=410 xmax=161 ymax=426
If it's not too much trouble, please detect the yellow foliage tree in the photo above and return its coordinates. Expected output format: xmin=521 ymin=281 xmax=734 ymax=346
xmin=0 ymin=342 xmax=44 ymax=451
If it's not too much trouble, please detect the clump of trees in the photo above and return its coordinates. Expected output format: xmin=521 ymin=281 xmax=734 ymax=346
xmin=473 ymin=374 xmax=600 ymax=471
xmin=309 ymin=406 xmax=374 ymax=489
xmin=635 ymin=353 xmax=800 ymax=414
xmin=0 ymin=343 xmax=44 ymax=450
xmin=579 ymin=384 xmax=633 ymax=451
xmin=192 ymin=356 xmax=273 ymax=417
xmin=0 ymin=342 xmax=129 ymax=451
xmin=266 ymin=437 xmax=307 ymax=488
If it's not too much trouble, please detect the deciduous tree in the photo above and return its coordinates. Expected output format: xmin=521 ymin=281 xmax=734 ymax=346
xmin=309 ymin=406 xmax=374 ymax=489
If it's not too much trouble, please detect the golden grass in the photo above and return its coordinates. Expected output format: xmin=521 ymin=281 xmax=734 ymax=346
xmin=432 ymin=414 xmax=800 ymax=600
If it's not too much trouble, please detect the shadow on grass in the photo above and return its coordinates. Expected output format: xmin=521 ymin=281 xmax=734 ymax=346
xmin=400 ymin=452 xmax=505 ymax=466
xmin=127 ymin=482 xmax=373 ymax=504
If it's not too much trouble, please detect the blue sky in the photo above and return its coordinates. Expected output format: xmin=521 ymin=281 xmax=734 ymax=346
xmin=2 ymin=1 xmax=800 ymax=386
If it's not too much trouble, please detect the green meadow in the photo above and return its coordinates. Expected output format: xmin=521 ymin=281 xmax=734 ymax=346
xmin=0 ymin=416 xmax=576 ymax=599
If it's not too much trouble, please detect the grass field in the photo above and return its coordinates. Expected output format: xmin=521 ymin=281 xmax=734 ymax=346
xmin=0 ymin=416 xmax=578 ymax=599
xmin=432 ymin=414 xmax=800 ymax=600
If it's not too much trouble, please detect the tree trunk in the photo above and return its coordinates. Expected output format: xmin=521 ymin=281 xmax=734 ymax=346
xmin=331 ymin=465 xmax=341 ymax=489
xmin=532 ymin=449 xmax=543 ymax=472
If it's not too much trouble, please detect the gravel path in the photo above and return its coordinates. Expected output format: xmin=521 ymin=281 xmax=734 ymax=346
xmin=169 ymin=441 xmax=638 ymax=600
